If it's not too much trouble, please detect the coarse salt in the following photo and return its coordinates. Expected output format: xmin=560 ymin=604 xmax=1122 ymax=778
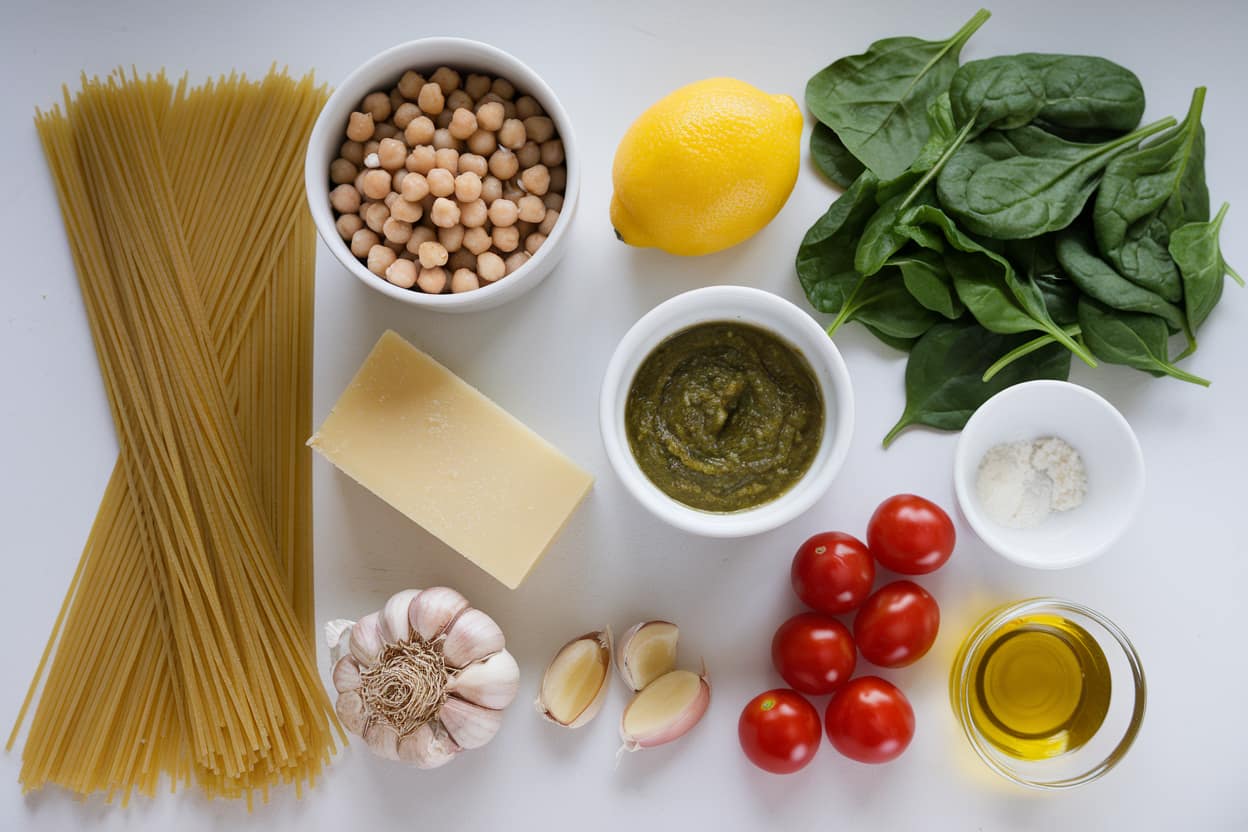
xmin=975 ymin=436 xmax=1087 ymax=529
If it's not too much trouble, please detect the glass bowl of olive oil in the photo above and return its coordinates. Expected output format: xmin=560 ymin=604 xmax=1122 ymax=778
xmin=950 ymin=598 xmax=1145 ymax=789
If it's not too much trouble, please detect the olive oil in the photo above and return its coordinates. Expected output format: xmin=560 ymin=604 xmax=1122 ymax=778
xmin=967 ymin=613 xmax=1111 ymax=760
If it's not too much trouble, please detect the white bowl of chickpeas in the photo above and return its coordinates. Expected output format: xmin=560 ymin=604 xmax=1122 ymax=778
xmin=306 ymin=38 xmax=577 ymax=311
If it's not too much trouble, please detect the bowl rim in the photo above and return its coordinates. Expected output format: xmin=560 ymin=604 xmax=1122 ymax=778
xmin=949 ymin=597 xmax=1147 ymax=790
xmin=953 ymin=379 xmax=1145 ymax=570
xmin=304 ymin=37 xmax=580 ymax=310
xmin=598 ymin=285 xmax=854 ymax=538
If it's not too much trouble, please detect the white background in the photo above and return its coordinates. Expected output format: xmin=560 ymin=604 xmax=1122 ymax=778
xmin=2 ymin=0 xmax=1245 ymax=829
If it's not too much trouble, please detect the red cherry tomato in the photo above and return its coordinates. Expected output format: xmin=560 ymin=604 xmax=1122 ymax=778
xmin=739 ymin=689 xmax=823 ymax=774
xmin=771 ymin=613 xmax=857 ymax=695
xmin=790 ymin=531 xmax=876 ymax=615
xmin=824 ymin=676 xmax=915 ymax=764
xmin=867 ymin=493 xmax=956 ymax=575
xmin=853 ymin=580 xmax=940 ymax=668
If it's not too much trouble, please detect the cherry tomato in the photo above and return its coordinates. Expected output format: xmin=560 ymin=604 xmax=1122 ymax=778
xmin=771 ymin=613 xmax=857 ymax=695
xmin=739 ymin=689 xmax=823 ymax=774
xmin=824 ymin=676 xmax=915 ymax=764
xmin=853 ymin=580 xmax=939 ymax=668
xmin=867 ymin=493 xmax=955 ymax=575
xmin=790 ymin=531 xmax=876 ymax=615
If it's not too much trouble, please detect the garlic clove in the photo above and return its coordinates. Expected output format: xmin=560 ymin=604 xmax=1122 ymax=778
xmin=619 ymin=668 xmax=710 ymax=752
xmin=442 ymin=608 xmax=506 ymax=669
xmin=410 ymin=586 xmax=470 ymax=642
xmin=381 ymin=588 xmax=422 ymax=643
xmin=363 ymin=720 xmax=401 ymax=760
xmin=397 ymin=720 xmax=461 ymax=769
xmin=335 ymin=690 xmax=368 ymax=734
xmin=616 ymin=620 xmax=679 ymax=692
xmin=447 ymin=649 xmax=520 ymax=710
xmin=332 ymin=655 xmax=362 ymax=693
xmin=536 ymin=630 xmax=612 ymax=728
xmin=349 ymin=611 xmax=385 ymax=666
xmin=438 ymin=697 xmax=504 ymax=750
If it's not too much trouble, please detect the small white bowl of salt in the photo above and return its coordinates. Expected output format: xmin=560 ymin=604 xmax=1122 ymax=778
xmin=953 ymin=380 xmax=1145 ymax=570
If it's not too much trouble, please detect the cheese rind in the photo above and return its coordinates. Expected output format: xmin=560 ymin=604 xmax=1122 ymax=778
xmin=309 ymin=330 xmax=592 ymax=589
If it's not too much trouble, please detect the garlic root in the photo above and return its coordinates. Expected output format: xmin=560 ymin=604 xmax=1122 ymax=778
xmin=616 ymin=620 xmax=679 ymax=692
xmin=619 ymin=667 xmax=710 ymax=752
xmin=536 ymin=629 xmax=612 ymax=728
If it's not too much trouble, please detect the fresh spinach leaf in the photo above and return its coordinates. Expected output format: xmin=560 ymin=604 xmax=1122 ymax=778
xmin=806 ymin=9 xmax=991 ymax=181
xmin=936 ymin=117 xmax=1175 ymax=239
xmin=1034 ymin=274 xmax=1080 ymax=327
xmin=836 ymin=269 xmax=942 ymax=339
xmin=882 ymin=319 xmax=1072 ymax=446
xmin=1094 ymin=87 xmax=1210 ymax=302
xmin=863 ymin=324 xmax=919 ymax=353
xmin=811 ymin=123 xmax=865 ymax=189
xmin=1055 ymin=226 xmax=1185 ymax=331
xmin=1171 ymin=202 xmax=1243 ymax=339
xmin=888 ymin=249 xmax=964 ymax=319
xmin=1077 ymin=297 xmax=1210 ymax=386
xmin=797 ymin=173 xmax=879 ymax=312
xmin=855 ymin=186 xmax=938 ymax=276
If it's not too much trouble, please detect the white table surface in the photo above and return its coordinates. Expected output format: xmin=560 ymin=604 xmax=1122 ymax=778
xmin=3 ymin=1 xmax=1245 ymax=829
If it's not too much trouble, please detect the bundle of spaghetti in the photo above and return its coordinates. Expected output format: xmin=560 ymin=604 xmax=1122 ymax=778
xmin=10 ymin=67 xmax=336 ymax=804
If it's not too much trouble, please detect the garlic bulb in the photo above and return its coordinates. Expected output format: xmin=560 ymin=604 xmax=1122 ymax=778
xmin=616 ymin=621 xmax=679 ymax=692
xmin=329 ymin=587 xmax=519 ymax=767
xmin=619 ymin=666 xmax=710 ymax=752
xmin=536 ymin=629 xmax=612 ymax=728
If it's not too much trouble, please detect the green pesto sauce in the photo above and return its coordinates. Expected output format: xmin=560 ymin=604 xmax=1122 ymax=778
xmin=625 ymin=322 xmax=823 ymax=512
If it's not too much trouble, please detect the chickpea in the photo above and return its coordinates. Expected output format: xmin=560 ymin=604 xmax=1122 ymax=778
xmin=398 ymin=70 xmax=426 ymax=99
xmin=384 ymin=191 xmax=399 ymax=208
xmin=390 ymin=197 xmax=423 ymax=223
xmin=540 ymin=139 xmax=564 ymax=167
xmin=454 ymin=171 xmax=483 ymax=202
xmin=340 ymin=140 xmax=365 ymax=166
xmin=336 ymin=213 xmax=363 ymax=240
xmin=385 ymin=258 xmax=418 ymax=289
xmin=542 ymin=191 xmax=564 ymax=211
xmin=516 ymin=141 xmax=540 ymax=170
xmin=430 ymin=66 xmax=461 ymax=94
xmin=549 ymin=165 xmax=567 ymax=192
xmin=517 ymin=220 xmax=538 ymax=239
xmin=477 ymin=251 xmax=505 ymax=282
xmin=416 ymin=240 xmax=449 ymax=269
xmin=463 ymin=226 xmax=492 ymax=255
xmin=497 ymin=119 xmax=526 ymax=150
xmin=430 ymin=197 xmax=461 ymax=228
xmin=448 ymin=108 xmax=478 ymax=141
xmin=446 ymin=89 xmax=473 ymax=113
xmin=459 ymin=198 xmax=488 ymax=228
xmin=330 ymin=157 xmax=357 ymax=185
xmin=539 ymin=208 xmax=560 ymax=235
xmin=330 ymin=184 xmax=361 ymax=214
xmin=438 ymin=224 xmax=465 ymax=253
xmin=504 ymin=250 xmax=531 ymax=275
xmin=481 ymin=175 xmax=503 ymax=205
xmin=488 ymin=148 xmax=519 ymax=180
xmin=346 ymin=111 xmax=375 ymax=142
xmin=517 ymin=194 xmax=546 ymax=223
xmin=406 ymin=225 xmax=436 ymax=252
xmin=377 ymin=138 xmax=407 ymax=171
xmin=523 ymin=116 xmax=555 ymax=144
xmin=373 ymin=122 xmax=399 ymax=140
xmin=406 ymin=145 xmax=436 ymax=174
xmin=404 ymin=115 xmax=435 ymax=146
xmin=476 ymin=101 xmax=505 ymax=132
xmin=434 ymin=147 xmax=460 ymax=173
xmin=432 ymin=128 xmax=458 ymax=150
xmin=492 ymin=225 xmax=520 ymax=252
xmin=520 ymin=164 xmax=550 ymax=197
xmin=419 ymin=193 xmax=437 ymax=218
xmin=524 ymin=232 xmax=547 ymax=255
xmin=501 ymin=179 xmax=525 ymax=203
xmin=458 ymin=153 xmax=488 ymax=178
xmin=389 ymin=87 xmax=406 ymax=114
xmin=516 ymin=94 xmax=543 ymax=119
xmin=416 ymin=82 xmax=445 ymax=115
xmin=450 ymin=268 xmax=480 ymax=293
xmin=362 ymin=202 xmax=390 ymax=233
xmin=491 ymin=77 xmax=516 ymax=100
xmin=466 ymin=129 xmax=497 ymax=157
xmin=392 ymin=168 xmax=408 ymax=189
xmin=367 ymin=244 xmax=397 ymax=276
xmin=477 ymin=91 xmax=505 ymax=108
xmin=417 ymin=266 xmax=447 ymax=294
xmin=385 ymin=238 xmax=406 ymax=254
xmin=434 ymin=109 xmax=454 ymax=129
xmin=351 ymin=228 xmax=380 ymax=258
xmin=456 ymin=73 xmax=486 ymax=100
xmin=361 ymin=169 xmax=392 ymax=200
xmin=502 ymin=100 xmax=518 ymax=120
xmin=447 ymin=248 xmax=476 ymax=272
xmin=426 ymin=168 xmax=455 ymax=197
xmin=361 ymin=91 xmax=392 ymax=122
xmin=400 ymin=172 xmax=430 ymax=202
xmin=487 ymin=198 xmax=518 ymax=227
xmin=393 ymin=102 xmax=421 ymax=129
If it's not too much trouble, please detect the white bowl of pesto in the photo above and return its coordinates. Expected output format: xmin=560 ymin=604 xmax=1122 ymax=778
xmin=954 ymin=380 xmax=1145 ymax=569
xmin=600 ymin=286 xmax=854 ymax=538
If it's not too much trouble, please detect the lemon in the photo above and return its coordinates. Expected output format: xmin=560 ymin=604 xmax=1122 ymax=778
xmin=610 ymin=77 xmax=802 ymax=257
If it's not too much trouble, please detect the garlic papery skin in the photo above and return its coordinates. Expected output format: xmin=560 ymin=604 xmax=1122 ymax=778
xmin=616 ymin=621 xmax=679 ymax=692
xmin=442 ymin=608 xmax=506 ymax=669
xmin=349 ymin=612 xmax=385 ymax=665
xmin=536 ymin=630 xmax=612 ymax=728
xmin=619 ymin=668 xmax=710 ymax=752
xmin=333 ymin=655 xmax=362 ymax=692
xmin=439 ymin=696 xmax=505 ymax=750
xmin=410 ymin=586 xmax=469 ymax=641
xmin=397 ymin=721 xmax=460 ymax=769
xmin=336 ymin=690 xmax=368 ymax=734
xmin=447 ymin=649 xmax=520 ymax=709
xmin=363 ymin=720 xmax=401 ymax=761
xmin=381 ymin=589 xmax=422 ymax=643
